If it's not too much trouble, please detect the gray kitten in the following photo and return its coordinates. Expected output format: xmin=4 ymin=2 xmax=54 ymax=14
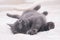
xmin=7 ymin=5 xmax=55 ymax=35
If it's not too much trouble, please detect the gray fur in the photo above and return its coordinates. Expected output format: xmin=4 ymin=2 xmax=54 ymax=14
xmin=7 ymin=5 xmax=55 ymax=35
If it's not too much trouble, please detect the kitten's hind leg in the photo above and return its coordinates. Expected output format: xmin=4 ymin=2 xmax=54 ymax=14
xmin=38 ymin=22 xmax=55 ymax=32
xmin=46 ymin=22 xmax=55 ymax=30
xmin=7 ymin=13 xmax=20 ymax=19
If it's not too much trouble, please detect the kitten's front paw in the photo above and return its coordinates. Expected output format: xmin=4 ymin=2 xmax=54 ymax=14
xmin=26 ymin=29 xmax=38 ymax=35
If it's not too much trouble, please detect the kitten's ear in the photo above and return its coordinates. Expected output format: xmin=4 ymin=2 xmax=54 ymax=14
xmin=33 ymin=5 xmax=41 ymax=11
xmin=7 ymin=24 xmax=14 ymax=27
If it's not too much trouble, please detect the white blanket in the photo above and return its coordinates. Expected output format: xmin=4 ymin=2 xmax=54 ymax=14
xmin=0 ymin=0 xmax=60 ymax=40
